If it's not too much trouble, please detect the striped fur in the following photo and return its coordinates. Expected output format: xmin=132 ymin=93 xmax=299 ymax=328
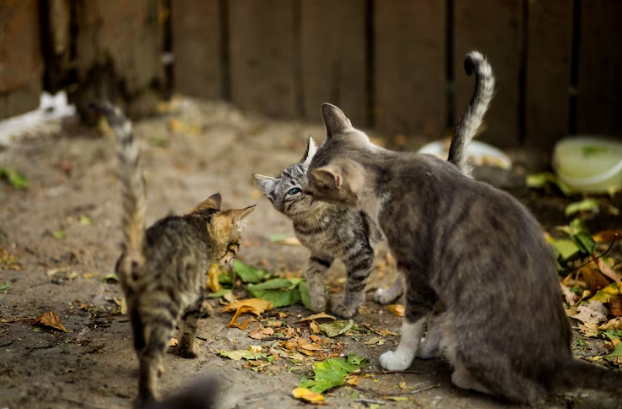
xmin=447 ymin=51 xmax=495 ymax=177
xmin=93 ymin=102 xmax=255 ymax=405
xmin=253 ymin=138 xmax=385 ymax=318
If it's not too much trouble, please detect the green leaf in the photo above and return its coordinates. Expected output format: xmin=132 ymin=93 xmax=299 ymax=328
xmin=606 ymin=341 xmax=622 ymax=360
xmin=103 ymin=274 xmax=119 ymax=283
xmin=320 ymin=320 xmax=354 ymax=338
xmin=78 ymin=215 xmax=93 ymax=225
xmin=603 ymin=329 xmax=622 ymax=342
xmin=218 ymin=270 xmax=233 ymax=284
xmin=550 ymin=239 xmax=580 ymax=260
xmin=347 ymin=354 xmax=367 ymax=366
xmin=565 ymin=198 xmax=602 ymax=217
xmin=526 ymin=172 xmax=573 ymax=196
xmin=299 ymin=280 xmax=314 ymax=311
xmin=0 ymin=281 xmax=12 ymax=291
xmin=53 ymin=230 xmax=66 ymax=239
xmin=0 ymin=168 xmax=28 ymax=189
xmin=206 ymin=289 xmax=231 ymax=299
xmin=232 ymin=259 xmax=271 ymax=284
xmin=590 ymin=283 xmax=620 ymax=303
xmin=299 ymin=354 xmax=367 ymax=393
xmin=246 ymin=278 xmax=301 ymax=308
xmin=218 ymin=350 xmax=268 ymax=361
xmin=571 ymin=232 xmax=596 ymax=255
xmin=268 ymin=233 xmax=290 ymax=242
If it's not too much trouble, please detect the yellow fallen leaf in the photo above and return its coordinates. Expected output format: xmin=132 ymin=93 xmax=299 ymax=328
xmin=592 ymin=229 xmax=622 ymax=243
xmin=292 ymin=388 xmax=325 ymax=404
xmin=364 ymin=337 xmax=384 ymax=345
xmin=249 ymin=326 xmax=274 ymax=340
xmin=231 ymin=317 xmax=256 ymax=330
xmin=399 ymin=381 xmax=408 ymax=389
xmin=248 ymin=345 xmax=263 ymax=353
xmin=346 ymin=375 xmax=360 ymax=386
xmin=310 ymin=321 xmax=320 ymax=334
xmin=300 ymin=343 xmax=322 ymax=351
xmin=169 ymin=338 xmax=179 ymax=347
xmin=31 ymin=311 xmax=67 ymax=332
xmin=221 ymin=299 xmax=273 ymax=328
xmin=207 ymin=264 xmax=222 ymax=293
xmin=379 ymin=328 xmax=399 ymax=337
xmin=599 ymin=317 xmax=622 ymax=331
xmin=387 ymin=304 xmax=404 ymax=317
xmin=297 ymin=312 xmax=337 ymax=323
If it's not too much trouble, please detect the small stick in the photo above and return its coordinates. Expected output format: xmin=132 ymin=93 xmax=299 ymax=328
xmin=0 ymin=339 xmax=15 ymax=348
xmin=23 ymin=344 xmax=54 ymax=356
xmin=355 ymin=398 xmax=387 ymax=405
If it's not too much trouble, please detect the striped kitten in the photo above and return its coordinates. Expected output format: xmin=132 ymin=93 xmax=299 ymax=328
xmin=305 ymin=52 xmax=622 ymax=405
xmin=252 ymin=52 xmax=494 ymax=319
xmin=93 ymin=103 xmax=255 ymax=404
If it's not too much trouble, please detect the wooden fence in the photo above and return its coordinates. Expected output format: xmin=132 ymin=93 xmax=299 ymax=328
xmin=1 ymin=0 xmax=621 ymax=152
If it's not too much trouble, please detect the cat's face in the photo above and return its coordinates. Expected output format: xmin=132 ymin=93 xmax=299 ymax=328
xmin=252 ymin=138 xmax=322 ymax=216
xmin=304 ymin=104 xmax=372 ymax=208
xmin=193 ymin=193 xmax=255 ymax=265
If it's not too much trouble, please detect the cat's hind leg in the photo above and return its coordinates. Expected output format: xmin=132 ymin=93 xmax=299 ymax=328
xmin=304 ymin=255 xmax=334 ymax=312
xmin=373 ymin=275 xmax=404 ymax=305
xmin=332 ymin=245 xmax=375 ymax=318
xmin=178 ymin=297 xmax=202 ymax=359
xmin=417 ymin=314 xmax=442 ymax=359
xmin=138 ymin=319 xmax=174 ymax=404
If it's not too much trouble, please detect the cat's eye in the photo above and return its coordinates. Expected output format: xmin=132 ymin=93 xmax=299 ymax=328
xmin=287 ymin=187 xmax=302 ymax=195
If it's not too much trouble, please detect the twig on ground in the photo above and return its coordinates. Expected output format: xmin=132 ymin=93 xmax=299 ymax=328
xmin=0 ymin=339 xmax=15 ymax=348
xmin=355 ymin=398 xmax=387 ymax=405
xmin=23 ymin=343 xmax=54 ymax=356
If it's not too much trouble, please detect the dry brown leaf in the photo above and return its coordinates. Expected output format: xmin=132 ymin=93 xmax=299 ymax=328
xmin=221 ymin=299 xmax=273 ymax=328
xmin=300 ymin=343 xmax=322 ymax=351
xmin=399 ymin=381 xmax=408 ymax=390
xmin=596 ymin=258 xmax=622 ymax=283
xmin=31 ymin=311 xmax=67 ymax=332
xmin=292 ymin=388 xmax=325 ymax=405
xmin=592 ymin=229 xmax=622 ymax=243
xmin=575 ymin=322 xmax=600 ymax=337
xmin=364 ymin=337 xmax=384 ymax=345
xmin=249 ymin=327 xmax=274 ymax=340
xmin=230 ymin=317 xmax=256 ymax=331
xmin=297 ymin=312 xmax=337 ymax=323
xmin=600 ymin=317 xmax=622 ymax=331
xmin=379 ymin=328 xmax=399 ymax=337
xmin=580 ymin=266 xmax=611 ymax=293
xmin=207 ymin=264 xmax=222 ymax=293
xmin=309 ymin=335 xmax=323 ymax=343
xmin=169 ymin=338 xmax=179 ymax=347
xmin=310 ymin=321 xmax=321 ymax=334
xmin=346 ymin=375 xmax=360 ymax=387
xmin=560 ymin=282 xmax=577 ymax=306
xmin=387 ymin=304 xmax=405 ymax=317
xmin=571 ymin=301 xmax=608 ymax=324
xmin=611 ymin=297 xmax=622 ymax=318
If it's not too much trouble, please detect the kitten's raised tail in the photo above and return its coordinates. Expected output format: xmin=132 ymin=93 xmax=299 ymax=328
xmin=90 ymin=102 xmax=147 ymax=277
xmin=447 ymin=51 xmax=495 ymax=177
xmin=553 ymin=359 xmax=622 ymax=397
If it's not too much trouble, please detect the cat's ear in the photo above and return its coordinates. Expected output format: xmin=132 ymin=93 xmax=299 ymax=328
xmin=192 ymin=192 xmax=222 ymax=212
xmin=252 ymin=174 xmax=277 ymax=194
xmin=231 ymin=205 xmax=256 ymax=231
xmin=322 ymin=103 xmax=352 ymax=138
xmin=300 ymin=137 xmax=317 ymax=166
xmin=311 ymin=159 xmax=364 ymax=193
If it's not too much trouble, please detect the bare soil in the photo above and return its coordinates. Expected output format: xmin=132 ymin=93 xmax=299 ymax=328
xmin=0 ymin=98 xmax=620 ymax=409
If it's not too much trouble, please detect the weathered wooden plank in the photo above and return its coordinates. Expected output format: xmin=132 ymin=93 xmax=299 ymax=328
xmin=374 ymin=0 xmax=446 ymax=137
xmin=525 ymin=0 xmax=573 ymax=152
xmin=454 ymin=0 xmax=521 ymax=147
xmin=172 ymin=0 xmax=222 ymax=99
xmin=300 ymin=0 xmax=367 ymax=126
xmin=229 ymin=0 xmax=297 ymax=118
xmin=0 ymin=0 xmax=43 ymax=119
xmin=576 ymin=0 xmax=622 ymax=137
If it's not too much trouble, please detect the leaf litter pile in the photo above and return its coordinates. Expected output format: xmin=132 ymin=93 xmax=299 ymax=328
xmin=207 ymin=259 xmax=420 ymax=404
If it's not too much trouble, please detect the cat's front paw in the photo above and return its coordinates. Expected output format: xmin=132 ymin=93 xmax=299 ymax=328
xmin=373 ymin=288 xmax=401 ymax=305
xmin=331 ymin=303 xmax=357 ymax=319
xmin=177 ymin=340 xmax=200 ymax=359
xmin=310 ymin=296 xmax=327 ymax=313
xmin=379 ymin=350 xmax=412 ymax=371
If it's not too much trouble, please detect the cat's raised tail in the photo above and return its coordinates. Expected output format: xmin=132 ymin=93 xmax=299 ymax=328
xmin=90 ymin=102 xmax=147 ymax=278
xmin=447 ymin=51 xmax=495 ymax=177
xmin=554 ymin=359 xmax=622 ymax=398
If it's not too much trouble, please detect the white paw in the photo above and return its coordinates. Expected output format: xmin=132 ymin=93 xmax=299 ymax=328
xmin=373 ymin=288 xmax=392 ymax=305
xmin=379 ymin=350 xmax=412 ymax=371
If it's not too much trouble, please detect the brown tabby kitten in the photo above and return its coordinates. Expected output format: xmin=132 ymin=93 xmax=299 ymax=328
xmin=92 ymin=103 xmax=255 ymax=404
xmin=252 ymin=52 xmax=494 ymax=318
xmin=303 ymin=53 xmax=622 ymax=405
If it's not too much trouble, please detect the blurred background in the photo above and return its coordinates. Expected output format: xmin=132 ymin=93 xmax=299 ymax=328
xmin=1 ymin=0 xmax=620 ymax=154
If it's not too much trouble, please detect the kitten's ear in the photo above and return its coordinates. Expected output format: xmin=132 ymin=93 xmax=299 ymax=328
xmin=322 ymin=103 xmax=352 ymax=138
xmin=192 ymin=192 xmax=222 ymax=212
xmin=231 ymin=205 xmax=256 ymax=231
xmin=252 ymin=174 xmax=277 ymax=194
xmin=311 ymin=164 xmax=344 ymax=189
xmin=300 ymin=137 xmax=317 ymax=166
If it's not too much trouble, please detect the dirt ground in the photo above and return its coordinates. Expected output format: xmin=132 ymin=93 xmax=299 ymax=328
xmin=1 ymin=97 xmax=621 ymax=409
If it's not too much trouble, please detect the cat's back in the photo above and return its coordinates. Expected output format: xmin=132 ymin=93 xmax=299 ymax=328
xmin=144 ymin=215 xmax=206 ymax=266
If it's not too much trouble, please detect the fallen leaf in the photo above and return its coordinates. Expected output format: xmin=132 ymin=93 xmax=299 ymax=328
xmin=232 ymin=259 xmax=271 ymax=284
xmin=571 ymin=301 xmax=608 ymax=324
xmin=218 ymin=349 xmax=268 ymax=361
xmin=207 ymin=264 xmax=222 ymax=293
xmin=364 ymin=337 xmax=385 ymax=346
xmin=246 ymin=279 xmax=301 ymax=308
xmin=575 ymin=322 xmax=600 ymax=337
xmin=580 ymin=266 xmax=611 ymax=293
xmin=31 ymin=311 xmax=67 ymax=332
xmin=0 ymin=281 xmax=12 ymax=291
xmin=320 ymin=320 xmax=353 ymax=338
xmin=249 ymin=326 xmax=274 ymax=340
xmin=606 ymin=341 xmax=622 ymax=360
xmin=220 ymin=298 xmax=273 ymax=328
xmin=379 ymin=328 xmax=399 ymax=337
xmin=53 ymin=230 xmax=66 ymax=240
xmin=301 ymin=343 xmax=323 ymax=351
xmin=310 ymin=321 xmax=321 ymax=334
xmin=298 ymin=312 xmax=337 ymax=323
xmin=611 ymin=297 xmax=622 ymax=318
xmin=103 ymin=274 xmax=119 ymax=283
xmin=565 ymin=198 xmax=602 ymax=216
xmin=593 ymin=230 xmax=622 ymax=243
xmin=299 ymin=354 xmax=367 ymax=393
xmin=589 ymin=283 xmax=620 ymax=304
xmin=596 ymin=258 xmax=622 ymax=282
xmin=399 ymin=381 xmax=408 ymax=389
xmin=600 ymin=318 xmax=622 ymax=331
xmin=292 ymin=388 xmax=325 ymax=404
xmin=0 ymin=168 xmax=28 ymax=189
xmin=387 ymin=304 xmax=404 ymax=317
xmin=169 ymin=338 xmax=179 ymax=347
xmin=231 ymin=317 xmax=256 ymax=330
xmin=346 ymin=375 xmax=360 ymax=386
xmin=78 ymin=215 xmax=93 ymax=225
xmin=560 ymin=282 xmax=577 ymax=306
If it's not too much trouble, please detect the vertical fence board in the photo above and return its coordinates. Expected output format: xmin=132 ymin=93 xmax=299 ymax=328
xmin=454 ymin=0 xmax=521 ymax=147
xmin=374 ymin=0 xmax=446 ymax=137
xmin=229 ymin=0 xmax=297 ymax=118
xmin=172 ymin=0 xmax=221 ymax=99
xmin=300 ymin=0 xmax=367 ymax=126
xmin=577 ymin=0 xmax=622 ymax=136
xmin=0 ymin=0 xmax=43 ymax=119
xmin=525 ymin=0 xmax=573 ymax=152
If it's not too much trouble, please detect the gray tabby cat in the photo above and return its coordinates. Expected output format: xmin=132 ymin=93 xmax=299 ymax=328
xmin=252 ymin=52 xmax=494 ymax=318
xmin=303 ymin=52 xmax=622 ymax=405
xmin=92 ymin=103 xmax=255 ymax=404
